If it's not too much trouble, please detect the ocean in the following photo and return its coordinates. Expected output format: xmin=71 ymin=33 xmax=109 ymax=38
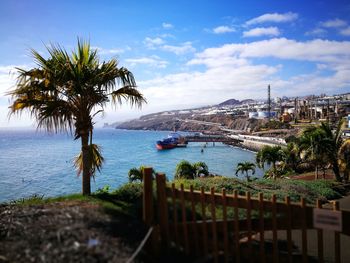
xmin=0 ymin=128 xmax=263 ymax=202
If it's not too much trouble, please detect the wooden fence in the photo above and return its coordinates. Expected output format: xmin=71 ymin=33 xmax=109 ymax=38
xmin=142 ymin=167 xmax=350 ymax=263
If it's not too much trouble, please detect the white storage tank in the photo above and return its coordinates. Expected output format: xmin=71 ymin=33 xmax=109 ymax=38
xmin=287 ymin=108 xmax=295 ymax=114
xmin=248 ymin=112 xmax=258 ymax=118
xmin=257 ymin=111 xmax=276 ymax=118
xmin=257 ymin=111 xmax=269 ymax=118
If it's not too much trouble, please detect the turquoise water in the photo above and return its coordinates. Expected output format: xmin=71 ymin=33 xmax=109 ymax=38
xmin=0 ymin=128 xmax=262 ymax=202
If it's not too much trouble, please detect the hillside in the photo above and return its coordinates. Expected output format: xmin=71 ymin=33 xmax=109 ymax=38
xmin=116 ymin=112 xmax=267 ymax=132
xmin=112 ymin=98 xmax=272 ymax=132
xmin=112 ymin=98 xmax=269 ymax=132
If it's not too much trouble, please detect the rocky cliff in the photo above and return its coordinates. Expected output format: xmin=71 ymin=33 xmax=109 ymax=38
xmin=116 ymin=112 xmax=267 ymax=132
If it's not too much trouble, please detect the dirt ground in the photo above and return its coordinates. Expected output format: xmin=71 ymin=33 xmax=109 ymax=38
xmin=0 ymin=200 xmax=146 ymax=263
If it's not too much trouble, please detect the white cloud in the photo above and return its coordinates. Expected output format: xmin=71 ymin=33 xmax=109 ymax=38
xmin=320 ymin=18 xmax=347 ymax=28
xmin=125 ymin=56 xmax=168 ymax=68
xmin=191 ymin=38 xmax=350 ymax=66
xmin=340 ymin=26 xmax=350 ymax=36
xmin=161 ymin=42 xmax=196 ymax=55
xmin=162 ymin=22 xmax=173 ymax=29
xmin=245 ymin=12 xmax=298 ymax=25
xmin=140 ymin=37 xmax=349 ymax=108
xmin=92 ymin=46 xmax=126 ymax=55
xmin=144 ymin=37 xmax=165 ymax=49
xmin=140 ymin=63 xmax=279 ymax=109
xmin=243 ymin=27 xmax=280 ymax=37
xmin=0 ymin=65 xmax=30 ymax=97
xmin=305 ymin=28 xmax=327 ymax=36
xmin=212 ymin=26 xmax=235 ymax=34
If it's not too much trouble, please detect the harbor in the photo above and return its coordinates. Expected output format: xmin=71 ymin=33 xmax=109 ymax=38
xmin=156 ymin=131 xmax=287 ymax=151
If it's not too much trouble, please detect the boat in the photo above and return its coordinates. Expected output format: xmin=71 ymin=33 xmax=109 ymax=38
xmin=156 ymin=132 xmax=188 ymax=150
xmin=156 ymin=137 xmax=177 ymax=150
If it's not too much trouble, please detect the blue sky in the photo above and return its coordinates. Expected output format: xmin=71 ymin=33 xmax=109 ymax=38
xmin=1 ymin=0 xmax=350 ymax=127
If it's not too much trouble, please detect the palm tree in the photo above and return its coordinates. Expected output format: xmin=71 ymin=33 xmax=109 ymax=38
xmin=339 ymin=139 xmax=350 ymax=182
xmin=299 ymin=126 xmax=329 ymax=179
xmin=235 ymin=161 xmax=256 ymax=182
xmin=282 ymin=141 xmax=302 ymax=173
xmin=319 ymin=120 xmax=344 ymax=181
xmin=8 ymin=40 xmax=146 ymax=195
xmin=128 ymin=166 xmax=154 ymax=182
xmin=128 ymin=167 xmax=143 ymax=182
xmin=256 ymin=146 xmax=284 ymax=179
xmin=175 ymin=160 xmax=196 ymax=179
xmin=175 ymin=160 xmax=209 ymax=179
xmin=193 ymin=161 xmax=209 ymax=177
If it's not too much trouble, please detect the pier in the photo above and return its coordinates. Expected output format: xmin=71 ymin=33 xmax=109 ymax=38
xmin=184 ymin=134 xmax=240 ymax=143
xmin=182 ymin=133 xmax=287 ymax=151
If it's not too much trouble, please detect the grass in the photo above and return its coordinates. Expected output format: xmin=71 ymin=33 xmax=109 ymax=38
xmin=6 ymin=183 xmax=144 ymax=220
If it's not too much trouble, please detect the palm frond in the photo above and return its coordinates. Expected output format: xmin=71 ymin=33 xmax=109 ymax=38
xmin=74 ymin=143 xmax=104 ymax=178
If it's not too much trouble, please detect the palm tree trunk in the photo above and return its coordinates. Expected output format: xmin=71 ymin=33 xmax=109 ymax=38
xmin=81 ymin=132 xmax=91 ymax=195
xmin=344 ymin=169 xmax=349 ymax=183
xmin=315 ymin=165 xmax=318 ymax=180
xmin=332 ymin=159 xmax=341 ymax=182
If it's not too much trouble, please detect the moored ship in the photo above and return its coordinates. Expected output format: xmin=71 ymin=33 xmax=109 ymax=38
xmin=156 ymin=132 xmax=188 ymax=150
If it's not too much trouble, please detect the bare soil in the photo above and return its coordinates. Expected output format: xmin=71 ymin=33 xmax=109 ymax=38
xmin=0 ymin=200 xmax=147 ymax=263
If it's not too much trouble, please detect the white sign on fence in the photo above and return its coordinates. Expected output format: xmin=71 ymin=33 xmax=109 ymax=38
xmin=313 ymin=208 xmax=342 ymax=232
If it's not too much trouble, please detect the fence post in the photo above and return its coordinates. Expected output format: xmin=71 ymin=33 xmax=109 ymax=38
xmin=156 ymin=173 xmax=170 ymax=246
xmin=333 ymin=201 xmax=340 ymax=263
xmin=143 ymin=167 xmax=154 ymax=226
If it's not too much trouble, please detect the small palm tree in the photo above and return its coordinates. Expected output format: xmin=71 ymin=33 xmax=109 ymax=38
xmin=128 ymin=167 xmax=143 ymax=182
xmin=256 ymin=146 xmax=284 ymax=179
xmin=8 ymin=40 xmax=146 ymax=195
xmin=175 ymin=160 xmax=196 ymax=179
xmin=282 ymin=141 xmax=302 ymax=173
xmin=235 ymin=161 xmax=256 ymax=182
xmin=128 ymin=166 xmax=151 ymax=182
xmin=193 ymin=161 xmax=209 ymax=177
xmin=175 ymin=160 xmax=209 ymax=179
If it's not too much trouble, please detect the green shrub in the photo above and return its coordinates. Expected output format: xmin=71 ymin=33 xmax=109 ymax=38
xmin=112 ymin=182 xmax=143 ymax=202
xmin=95 ymin=185 xmax=111 ymax=194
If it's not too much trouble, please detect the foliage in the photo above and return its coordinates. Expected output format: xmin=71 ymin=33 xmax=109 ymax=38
xmin=8 ymin=40 xmax=146 ymax=195
xmin=112 ymin=182 xmax=143 ymax=202
xmin=128 ymin=167 xmax=143 ymax=182
xmin=193 ymin=161 xmax=209 ymax=177
xmin=280 ymin=142 xmax=302 ymax=173
xmin=259 ymin=120 xmax=291 ymax=130
xmin=175 ymin=160 xmax=209 ymax=179
xmin=235 ymin=161 xmax=256 ymax=181
xmin=173 ymin=177 xmax=342 ymax=204
xmin=95 ymin=185 xmax=111 ymax=194
xmin=10 ymin=194 xmax=45 ymax=205
xmin=339 ymin=139 xmax=350 ymax=182
xmin=318 ymin=120 xmax=344 ymax=181
xmin=74 ymin=143 xmax=104 ymax=179
xmin=128 ymin=166 xmax=155 ymax=182
xmin=256 ymin=145 xmax=285 ymax=179
xmin=298 ymin=119 xmax=344 ymax=181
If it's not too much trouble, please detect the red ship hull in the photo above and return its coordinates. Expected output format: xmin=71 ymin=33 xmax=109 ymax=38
xmin=156 ymin=143 xmax=176 ymax=150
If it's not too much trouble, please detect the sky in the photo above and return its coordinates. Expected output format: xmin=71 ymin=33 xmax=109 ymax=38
xmin=0 ymin=0 xmax=350 ymax=127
